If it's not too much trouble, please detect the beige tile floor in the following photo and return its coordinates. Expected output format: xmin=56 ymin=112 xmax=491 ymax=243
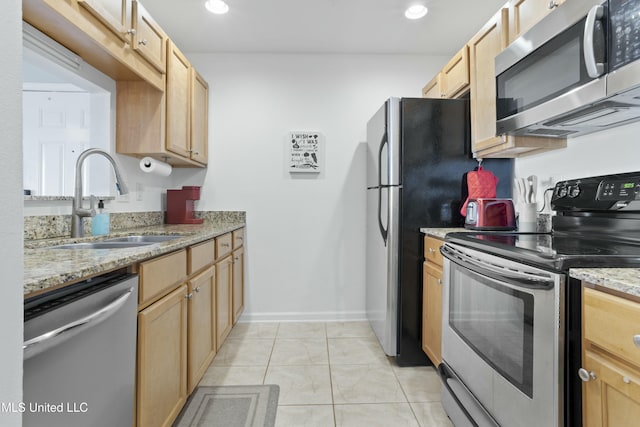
xmin=199 ymin=321 xmax=454 ymax=427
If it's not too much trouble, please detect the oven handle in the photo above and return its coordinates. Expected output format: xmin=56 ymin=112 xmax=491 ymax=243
xmin=441 ymin=245 xmax=555 ymax=290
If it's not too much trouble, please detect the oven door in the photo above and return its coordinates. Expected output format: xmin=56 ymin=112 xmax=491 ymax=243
xmin=440 ymin=242 xmax=565 ymax=427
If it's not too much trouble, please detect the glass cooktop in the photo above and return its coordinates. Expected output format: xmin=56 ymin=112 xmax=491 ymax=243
xmin=445 ymin=231 xmax=640 ymax=271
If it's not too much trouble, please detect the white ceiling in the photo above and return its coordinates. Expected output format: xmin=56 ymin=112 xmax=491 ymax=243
xmin=141 ymin=0 xmax=508 ymax=55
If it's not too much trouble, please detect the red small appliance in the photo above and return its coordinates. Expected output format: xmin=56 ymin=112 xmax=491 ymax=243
xmin=464 ymin=198 xmax=516 ymax=230
xmin=166 ymin=186 xmax=204 ymax=224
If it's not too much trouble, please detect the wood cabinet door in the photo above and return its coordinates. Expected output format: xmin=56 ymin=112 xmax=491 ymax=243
xmin=166 ymin=41 xmax=191 ymax=158
xmin=508 ymin=0 xmax=565 ymax=44
xmin=132 ymin=0 xmax=166 ymax=73
xmin=216 ymin=255 xmax=233 ymax=350
xmin=77 ymin=0 xmax=131 ymax=41
xmin=422 ymin=262 xmax=443 ymax=366
xmin=469 ymin=8 xmax=509 ymax=153
xmin=187 ymin=266 xmax=216 ymax=394
xmin=190 ymin=68 xmax=209 ymax=164
xmin=422 ymin=73 xmax=443 ymax=98
xmin=137 ymin=284 xmax=188 ymax=427
xmin=582 ymin=350 xmax=640 ymax=427
xmin=443 ymin=45 xmax=470 ymax=98
xmin=232 ymin=247 xmax=245 ymax=325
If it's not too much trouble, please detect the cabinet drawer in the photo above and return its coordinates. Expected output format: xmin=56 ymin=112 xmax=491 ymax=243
xmin=216 ymin=233 xmax=233 ymax=259
xmin=584 ymin=287 xmax=640 ymax=367
xmin=424 ymin=236 xmax=444 ymax=266
xmin=232 ymin=228 xmax=244 ymax=249
xmin=139 ymin=249 xmax=187 ymax=305
xmin=188 ymin=239 xmax=215 ymax=274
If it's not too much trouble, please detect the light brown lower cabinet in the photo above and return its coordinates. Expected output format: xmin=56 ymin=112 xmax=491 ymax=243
xmin=137 ymin=284 xmax=188 ymax=427
xmin=216 ymin=255 xmax=233 ymax=350
xmin=422 ymin=236 xmax=444 ymax=366
xmin=232 ymin=246 xmax=245 ymax=324
xmin=581 ymin=285 xmax=640 ymax=427
xmin=187 ymin=265 xmax=216 ymax=394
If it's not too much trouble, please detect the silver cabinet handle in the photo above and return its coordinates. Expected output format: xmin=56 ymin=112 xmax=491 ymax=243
xmin=548 ymin=1 xmax=558 ymax=9
xmin=634 ymin=335 xmax=640 ymax=349
xmin=623 ymin=376 xmax=632 ymax=384
xmin=138 ymin=38 xmax=148 ymax=46
xmin=578 ymin=368 xmax=597 ymax=382
xmin=186 ymin=293 xmax=193 ymax=300
xmin=127 ymin=28 xmax=136 ymax=36
xmin=437 ymin=278 xmax=442 ymax=285
xmin=23 ymin=287 xmax=135 ymax=361
xmin=194 ymin=286 xmax=201 ymax=293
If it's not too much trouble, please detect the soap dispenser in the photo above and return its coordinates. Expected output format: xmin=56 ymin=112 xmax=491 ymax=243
xmin=91 ymin=199 xmax=110 ymax=236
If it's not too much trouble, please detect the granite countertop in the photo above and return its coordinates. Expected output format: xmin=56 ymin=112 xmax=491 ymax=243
xmin=421 ymin=227 xmax=640 ymax=299
xmin=24 ymin=222 xmax=245 ymax=296
xmin=570 ymin=269 xmax=640 ymax=298
xmin=420 ymin=227 xmax=467 ymax=240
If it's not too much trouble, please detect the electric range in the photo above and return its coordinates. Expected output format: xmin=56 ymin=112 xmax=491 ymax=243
xmin=439 ymin=171 xmax=640 ymax=427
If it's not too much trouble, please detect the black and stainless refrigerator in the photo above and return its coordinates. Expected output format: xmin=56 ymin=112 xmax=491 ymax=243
xmin=365 ymin=97 xmax=512 ymax=366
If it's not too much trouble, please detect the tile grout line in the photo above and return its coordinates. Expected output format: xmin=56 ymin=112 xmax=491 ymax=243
xmin=261 ymin=322 xmax=280 ymax=385
xmin=324 ymin=322 xmax=338 ymax=427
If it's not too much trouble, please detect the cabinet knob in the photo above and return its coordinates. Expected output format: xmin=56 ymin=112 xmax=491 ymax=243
xmin=185 ymin=293 xmax=193 ymax=300
xmin=634 ymin=335 xmax=640 ymax=349
xmin=138 ymin=38 xmax=148 ymax=46
xmin=428 ymin=248 xmax=435 ymax=254
xmin=194 ymin=286 xmax=201 ymax=293
xmin=578 ymin=368 xmax=597 ymax=382
xmin=437 ymin=279 xmax=442 ymax=285
xmin=548 ymin=1 xmax=559 ymax=9
xmin=234 ymin=256 xmax=239 ymax=261
xmin=623 ymin=376 xmax=632 ymax=384
xmin=127 ymin=28 xmax=136 ymax=36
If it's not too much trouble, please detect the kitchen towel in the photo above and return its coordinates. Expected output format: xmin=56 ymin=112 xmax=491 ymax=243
xmin=139 ymin=157 xmax=172 ymax=177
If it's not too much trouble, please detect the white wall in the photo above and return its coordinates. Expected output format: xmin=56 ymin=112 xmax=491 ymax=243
xmin=515 ymin=120 xmax=640 ymax=202
xmin=1 ymin=0 xmax=24 ymax=425
xmin=174 ymin=53 xmax=444 ymax=321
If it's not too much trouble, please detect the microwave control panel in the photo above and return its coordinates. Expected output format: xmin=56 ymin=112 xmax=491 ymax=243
xmin=610 ymin=0 xmax=640 ymax=71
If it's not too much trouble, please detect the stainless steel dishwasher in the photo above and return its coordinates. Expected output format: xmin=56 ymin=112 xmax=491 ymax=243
xmin=23 ymin=270 xmax=138 ymax=427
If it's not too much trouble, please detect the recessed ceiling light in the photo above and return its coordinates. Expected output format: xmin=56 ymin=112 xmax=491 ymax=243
xmin=405 ymin=5 xmax=428 ymax=20
xmin=205 ymin=0 xmax=229 ymax=14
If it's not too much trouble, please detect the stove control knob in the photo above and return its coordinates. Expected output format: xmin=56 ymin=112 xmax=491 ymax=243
xmin=569 ymin=184 xmax=581 ymax=198
xmin=557 ymin=186 xmax=568 ymax=198
xmin=578 ymin=368 xmax=597 ymax=382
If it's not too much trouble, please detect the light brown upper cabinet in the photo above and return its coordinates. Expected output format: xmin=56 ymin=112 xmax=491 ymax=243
xmin=422 ymin=73 xmax=443 ymax=99
xmin=116 ymin=41 xmax=209 ymax=167
xmin=190 ymin=69 xmax=209 ymax=165
xmin=468 ymin=8 xmax=509 ymax=153
xmin=507 ymin=0 xmax=567 ymax=44
xmin=76 ymin=0 xmax=131 ymax=42
xmin=24 ymin=0 xmax=164 ymax=90
xmin=131 ymin=0 xmax=167 ymax=73
xmin=422 ymin=46 xmax=470 ymax=99
xmin=166 ymin=41 xmax=192 ymax=159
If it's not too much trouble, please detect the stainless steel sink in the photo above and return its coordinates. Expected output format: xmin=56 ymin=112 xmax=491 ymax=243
xmin=103 ymin=235 xmax=183 ymax=243
xmin=48 ymin=241 xmax=155 ymax=250
xmin=47 ymin=235 xmax=183 ymax=249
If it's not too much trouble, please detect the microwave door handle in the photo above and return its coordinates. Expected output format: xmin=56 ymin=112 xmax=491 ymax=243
xmin=441 ymin=245 xmax=555 ymax=289
xmin=584 ymin=4 xmax=605 ymax=78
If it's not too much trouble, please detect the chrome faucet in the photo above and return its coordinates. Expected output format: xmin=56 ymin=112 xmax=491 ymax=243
xmin=71 ymin=148 xmax=129 ymax=237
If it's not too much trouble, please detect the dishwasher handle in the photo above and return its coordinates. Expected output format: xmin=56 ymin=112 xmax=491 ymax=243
xmin=23 ymin=287 xmax=135 ymax=361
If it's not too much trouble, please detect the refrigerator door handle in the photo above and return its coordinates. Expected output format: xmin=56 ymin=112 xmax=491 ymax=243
xmin=377 ymin=131 xmax=388 ymax=245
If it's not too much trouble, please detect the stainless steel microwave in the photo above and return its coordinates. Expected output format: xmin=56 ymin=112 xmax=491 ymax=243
xmin=495 ymin=0 xmax=640 ymax=138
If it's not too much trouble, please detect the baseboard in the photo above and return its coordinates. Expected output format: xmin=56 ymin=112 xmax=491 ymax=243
xmin=238 ymin=310 xmax=368 ymax=323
